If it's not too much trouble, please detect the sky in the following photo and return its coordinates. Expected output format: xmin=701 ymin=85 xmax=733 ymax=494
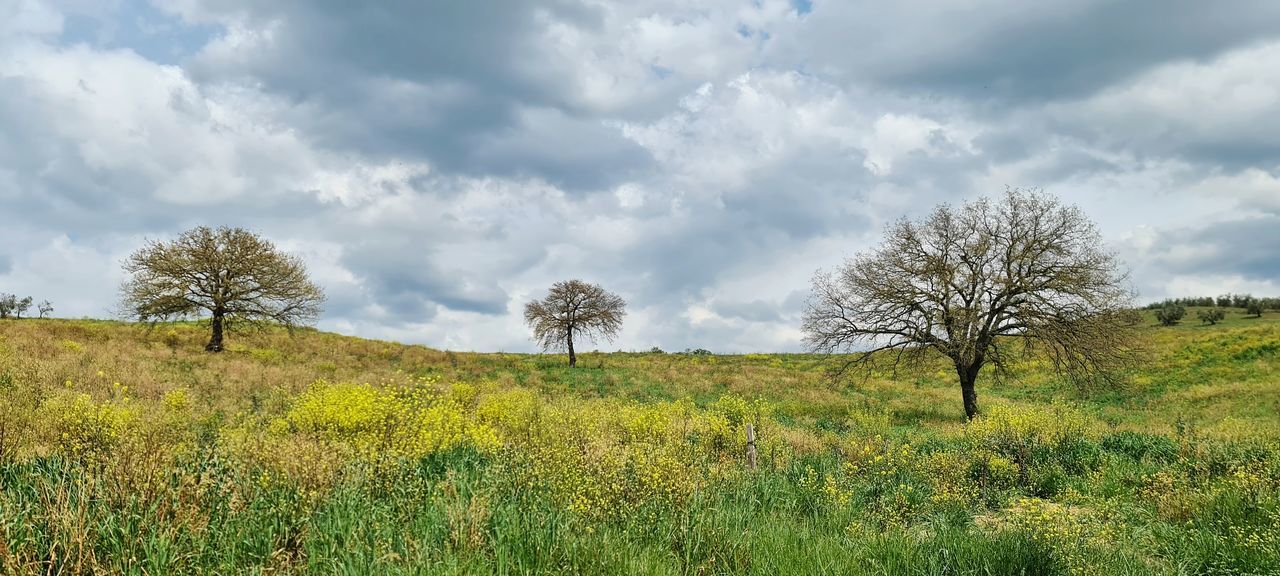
xmin=2 ymin=0 xmax=1279 ymax=353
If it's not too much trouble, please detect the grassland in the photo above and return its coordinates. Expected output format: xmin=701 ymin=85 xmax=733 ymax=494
xmin=1 ymin=309 xmax=1278 ymax=575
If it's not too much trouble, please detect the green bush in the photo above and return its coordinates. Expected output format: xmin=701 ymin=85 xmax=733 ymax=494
xmin=1156 ymin=301 xmax=1186 ymax=326
xmin=1196 ymin=308 xmax=1226 ymax=325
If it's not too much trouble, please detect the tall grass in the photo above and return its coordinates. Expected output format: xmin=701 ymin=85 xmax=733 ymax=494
xmin=1 ymin=315 xmax=1278 ymax=574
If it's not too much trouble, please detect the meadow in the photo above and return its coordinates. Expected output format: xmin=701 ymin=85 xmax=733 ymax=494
xmin=1 ymin=310 xmax=1278 ymax=575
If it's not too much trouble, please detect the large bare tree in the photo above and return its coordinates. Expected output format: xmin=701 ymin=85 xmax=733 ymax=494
xmin=524 ymin=280 xmax=626 ymax=367
xmin=802 ymin=189 xmax=1140 ymax=420
xmin=121 ymin=226 xmax=325 ymax=352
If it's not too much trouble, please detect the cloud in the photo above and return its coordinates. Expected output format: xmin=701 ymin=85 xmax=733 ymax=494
xmin=3 ymin=0 xmax=1280 ymax=351
xmin=1049 ymin=41 xmax=1280 ymax=169
xmin=712 ymin=299 xmax=784 ymax=323
xmin=159 ymin=1 xmax=681 ymax=190
xmin=1146 ymin=216 xmax=1280 ymax=282
xmin=784 ymin=0 xmax=1280 ymax=103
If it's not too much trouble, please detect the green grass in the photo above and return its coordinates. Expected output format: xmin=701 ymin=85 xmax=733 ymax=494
xmin=1 ymin=312 xmax=1279 ymax=575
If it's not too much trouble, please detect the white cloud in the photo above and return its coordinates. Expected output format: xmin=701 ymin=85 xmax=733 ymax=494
xmin=3 ymin=0 xmax=1280 ymax=352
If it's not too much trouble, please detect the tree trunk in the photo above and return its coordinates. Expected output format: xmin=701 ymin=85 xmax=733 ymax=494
xmin=567 ymin=330 xmax=576 ymax=368
xmin=206 ymin=312 xmax=225 ymax=352
xmin=957 ymin=363 xmax=980 ymax=421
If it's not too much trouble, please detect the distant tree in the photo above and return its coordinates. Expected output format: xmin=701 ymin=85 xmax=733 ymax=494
xmin=648 ymin=346 xmax=665 ymax=354
xmin=1155 ymin=302 xmax=1186 ymax=326
xmin=803 ymin=189 xmax=1140 ymax=421
xmin=37 ymin=300 xmax=53 ymax=319
xmin=1196 ymin=308 xmax=1225 ymax=325
xmin=1232 ymin=294 xmax=1253 ymax=309
xmin=684 ymin=348 xmax=713 ymax=356
xmin=1215 ymin=295 xmax=1232 ymax=308
xmin=523 ymin=280 xmax=626 ymax=367
xmin=120 ymin=226 xmax=326 ymax=352
xmin=13 ymin=296 xmax=32 ymax=319
xmin=0 ymin=295 xmax=32 ymax=319
xmin=1246 ymin=299 xmax=1265 ymax=318
xmin=0 ymin=294 xmax=14 ymax=319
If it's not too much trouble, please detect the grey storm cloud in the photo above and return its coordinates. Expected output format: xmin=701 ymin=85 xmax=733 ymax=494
xmin=788 ymin=0 xmax=1280 ymax=103
xmin=339 ymin=244 xmax=511 ymax=320
xmin=713 ymin=299 xmax=784 ymax=323
xmin=1149 ymin=216 xmax=1280 ymax=282
xmin=3 ymin=0 xmax=1280 ymax=351
xmin=177 ymin=0 xmax=655 ymax=191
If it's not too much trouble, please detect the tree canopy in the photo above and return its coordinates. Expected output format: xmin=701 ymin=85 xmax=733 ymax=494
xmin=121 ymin=226 xmax=325 ymax=352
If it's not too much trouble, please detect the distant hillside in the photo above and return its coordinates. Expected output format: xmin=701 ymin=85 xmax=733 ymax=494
xmin=1 ymin=311 xmax=1277 ymax=435
xmin=2 ymin=315 xmax=1279 ymax=574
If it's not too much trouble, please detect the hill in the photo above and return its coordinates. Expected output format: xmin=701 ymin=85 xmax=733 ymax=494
xmin=1 ymin=313 xmax=1278 ymax=574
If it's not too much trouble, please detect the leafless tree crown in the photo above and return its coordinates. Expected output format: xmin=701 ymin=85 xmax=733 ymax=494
xmin=121 ymin=226 xmax=325 ymax=350
xmin=802 ymin=188 xmax=1140 ymax=418
xmin=524 ymin=280 xmax=625 ymax=365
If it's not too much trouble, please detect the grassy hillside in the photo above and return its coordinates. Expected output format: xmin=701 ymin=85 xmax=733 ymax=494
xmin=1 ymin=313 xmax=1278 ymax=574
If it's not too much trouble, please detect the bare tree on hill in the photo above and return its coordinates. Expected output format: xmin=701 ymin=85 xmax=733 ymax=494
xmin=803 ymin=188 xmax=1142 ymax=420
xmin=524 ymin=280 xmax=626 ymax=367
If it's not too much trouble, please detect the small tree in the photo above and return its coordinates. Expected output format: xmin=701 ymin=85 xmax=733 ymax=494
xmin=37 ymin=301 xmax=53 ymax=319
xmin=121 ymin=226 xmax=326 ymax=352
xmin=524 ymin=280 xmax=625 ymax=367
xmin=1246 ymin=299 xmax=1265 ymax=318
xmin=1155 ymin=302 xmax=1186 ymax=326
xmin=0 ymin=294 xmax=14 ymax=319
xmin=1196 ymin=308 xmax=1225 ymax=325
xmin=803 ymin=188 xmax=1140 ymax=421
xmin=13 ymin=297 xmax=32 ymax=319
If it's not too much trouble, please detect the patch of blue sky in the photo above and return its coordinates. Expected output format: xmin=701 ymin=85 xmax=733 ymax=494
xmin=57 ymin=0 xmax=217 ymax=64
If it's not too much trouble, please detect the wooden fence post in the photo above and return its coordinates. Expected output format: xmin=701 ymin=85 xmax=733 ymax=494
xmin=746 ymin=423 xmax=758 ymax=470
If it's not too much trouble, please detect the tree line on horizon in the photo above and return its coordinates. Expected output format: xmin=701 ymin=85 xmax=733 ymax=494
xmin=0 ymin=294 xmax=53 ymax=320
xmin=1147 ymin=294 xmax=1277 ymax=326
xmin=99 ymin=188 xmax=1150 ymax=421
xmin=1142 ymin=294 xmax=1280 ymax=310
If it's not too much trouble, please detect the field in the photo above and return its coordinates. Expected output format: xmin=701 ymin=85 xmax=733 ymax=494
xmin=1 ymin=310 xmax=1278 ymax=575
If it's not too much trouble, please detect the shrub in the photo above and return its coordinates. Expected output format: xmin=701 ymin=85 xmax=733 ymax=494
xmin=285 ymin=380 xmax=501 ymax=461
xmin=38 ymin=390 xmax=138 ymax=460
xmin=1246 ymin=299 xmax=1265 ymax=318
xmin=1001 ymin=497 xmax=1115 ymax=574
xmin=1197 ymin=308 xmax=1226 ymax=325
xmin=1155 ymin=302 xmax=1186 ymax=326
xmin=965 ymin=404 xmax=1100 ymax=481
